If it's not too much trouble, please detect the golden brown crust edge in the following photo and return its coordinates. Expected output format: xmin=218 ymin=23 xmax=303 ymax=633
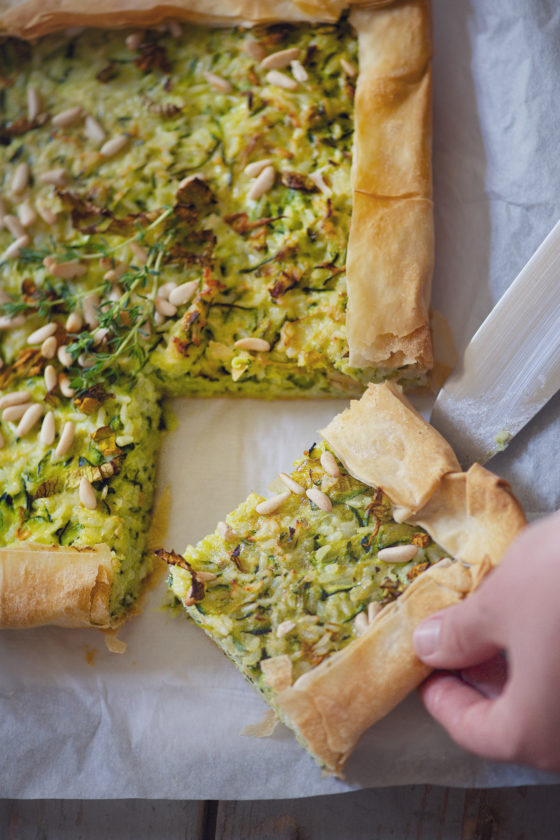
xmin=0 ymin=0 xmax=347 ymax=38
xmin=347 ymin=0 xmax=434 ymax=371
xmin=320 ymin=380 xmax=460 ymax=513
xmin=272 ymin=382 xmax=527 ymax=775
xmin=0 ymin=543 xmax=116 ymax=629
xmin=0 ymin=0 xmax=404 ymax=37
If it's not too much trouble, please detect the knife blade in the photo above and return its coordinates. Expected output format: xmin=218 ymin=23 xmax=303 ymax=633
xmin=430 ymin=219 xmax=560 ymax=469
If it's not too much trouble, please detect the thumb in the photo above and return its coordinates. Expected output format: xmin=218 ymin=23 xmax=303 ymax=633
xmin=413 ymin=589 xmax=503 ymax=670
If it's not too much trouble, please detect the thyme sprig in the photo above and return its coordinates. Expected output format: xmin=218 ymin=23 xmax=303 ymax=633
xmin=67 ymin=240 xmax=169 ymax=394
xmin=0 ymin=208 xmax=173 ymax=322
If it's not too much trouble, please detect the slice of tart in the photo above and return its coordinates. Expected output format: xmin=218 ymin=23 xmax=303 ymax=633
xmin=163 ymin=382 xmax=526 ymax=774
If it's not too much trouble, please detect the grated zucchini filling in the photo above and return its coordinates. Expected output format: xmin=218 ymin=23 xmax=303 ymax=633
xmin=167 ymin=443 xmax=447 ymax=693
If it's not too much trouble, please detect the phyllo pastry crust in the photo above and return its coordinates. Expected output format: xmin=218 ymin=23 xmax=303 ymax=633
xmin=165 ymin=383 xmax=526 ymax=774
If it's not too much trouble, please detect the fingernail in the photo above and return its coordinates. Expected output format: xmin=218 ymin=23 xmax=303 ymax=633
xmin=413 ymin=617 xmax=442 ymax=658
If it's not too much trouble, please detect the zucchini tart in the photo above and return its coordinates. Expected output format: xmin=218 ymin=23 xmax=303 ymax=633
xmin=0 ymin=0 xmax=433 ymax=628
xmin=164 ymin=382 xmax=526 ymax=774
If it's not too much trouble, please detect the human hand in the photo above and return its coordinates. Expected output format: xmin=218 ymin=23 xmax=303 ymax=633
xmin=412 ymin=509 xmax=560 ymax=772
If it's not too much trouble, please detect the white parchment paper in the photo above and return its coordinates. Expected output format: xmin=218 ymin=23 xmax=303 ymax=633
xmin=2 ymin=0 xmax=560 ymax=799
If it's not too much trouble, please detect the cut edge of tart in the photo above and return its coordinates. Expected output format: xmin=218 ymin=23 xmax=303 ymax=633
xmin=163 ymin=381 xmax=527 ymax=775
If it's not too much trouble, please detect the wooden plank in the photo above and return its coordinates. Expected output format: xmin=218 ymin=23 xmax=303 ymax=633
xmin=215 ymin=786 xmax=464 ymax=840
xmin=2 ymin=787 xmax=560 ymax=839
xmin=0 ymin=799 xmax=204 ymax=840
xmin=215 ymin=785 xmax=560 ymax=840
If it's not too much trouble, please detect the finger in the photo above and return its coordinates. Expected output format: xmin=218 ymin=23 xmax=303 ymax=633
xmin=413 ymin=592 xmax=503 ymax=670
xmin=418 ymin=673 xmax=517 ymax=762
xmin=460 ymin=653 xmax=508 ymax=699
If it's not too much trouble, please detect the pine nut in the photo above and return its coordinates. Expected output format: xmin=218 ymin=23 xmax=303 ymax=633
xmin=0 ymin=314 xmax=26 ymax=329
xmin=52 ymin=106 xmax=83 ymax=127
xmin=354 ymin=612 xmax=369 ymax=636
xmin=55 ymin=420 xmax=75 ymax=457
xmin=309 ymin=170 xmax=331 ymax=196
xmin=203 ymin=71 xmax=232 ymax=93
xmin=108 ymin=285 xmax=123 ymax=303
xmin=40 ymin=411 xmax=55 ymax=445
xmin=2 ymin=403 xmax=32 ymax=422
xmin=17 ymin=200 xmax=37 ymax=228
xmin=0 ymin=391 xmax=30 ymax=410
xmin=16 ymin=403 xmax=43 ymax=437
xmin=244 ymin=159 xmax=273 ymax=178
xmin=65 ymin=311 xmax=82 ymax=332
xmin=3 ymin=235 xmax=29 ymax=260
xmin=78 ymin=353 xmax=95 ymax=369
xmin=261 ymin=48 xmax=300 ymax=70
xmin=195 ymin=570 xmax=217 ymax=582
xmin=290 ymin=59 xmax=308 ymax=83
xmin=59 ymin=374 xmax=75 ymax=398
xmin=320 ymin=450 xmax=340 ymax=477
xmin=377 ymin=544 xmax=418 ymax=564
xmin=256 ymin=491 xmax=291 ymax=515
xmin=84 ymin=115 xmax=106 ymax=144
xmin=47 ymin=259 xmax=87 ymax=279
xmin=12 ymin=163 xmax=29 ymax=195
xmin=367 ymin=601 xmax=382 ymax=623
xmin=103 ymin=262 xmax=128 ymax=282
xmin=155 ymin=297 xmax=177 ymax=318
xmin=44 ymin=364 xmax=57 ymax=391
xmin=57 ymin=345 xmax=74 ymax=367
xmin=234 ymin=337 xmax=270 ymax=352
xmin=276 ymin=619 xmax=296 ymax=638
xmin=27 ymin=322 xmax=57 ymax=345
xmin=279 ymin=472 xmax=305 ymax=495
xmin=169 ymin=280 xmax=198 ymax=307
xmin=83 ymin=294 xmax=99 ymax=329
xmin=125 ymin=31 xmax=144 ymax=51
xmin=306 ymin=487 xmax=332 ymax=512
xmin=39 ymin=168 xmax=68 ymax=187
xmin=217 ymin=520 xmax=237 ymax=541
xmin=93 ymin=327 xmax=110 ymax=345
xmin=36 ymin=201 xmax=57 ymax=225
xmin=265 ymin=70 xmax=298 ymax=91
xmin=158 ymin=281 xmax=178 ymax=300
xmin=4 ymin=215 xmax=25 ymax=238
xmin=79 ymin=476 xmax=97 ymax=509
xmin=154 ymin=312 xmax=165 ymax=327
xmin=129 ymin=241 xmax=148 ymax=264
xmin=100 ymin=135 xmax=128 ymax=157
xmin=41 ymin=335 xmax=58 ymax=359
xmin=247 ymin=165 xmax=275 ymax=200
xmin=27 ymin=86 xmax=41 ymax=122
xmin=242 ymin=38 xmax=265 ymax=61
xmin=341 ymin=59 xmax=357 ymax=77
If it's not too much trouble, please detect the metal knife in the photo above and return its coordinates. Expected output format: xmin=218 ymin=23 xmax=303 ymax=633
xmin=430 ymin=219 xmax=560 ymax=469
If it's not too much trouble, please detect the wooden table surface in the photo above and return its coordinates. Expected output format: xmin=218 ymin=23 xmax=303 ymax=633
xmin=2 ymin=785 xmax=560 ymax=838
